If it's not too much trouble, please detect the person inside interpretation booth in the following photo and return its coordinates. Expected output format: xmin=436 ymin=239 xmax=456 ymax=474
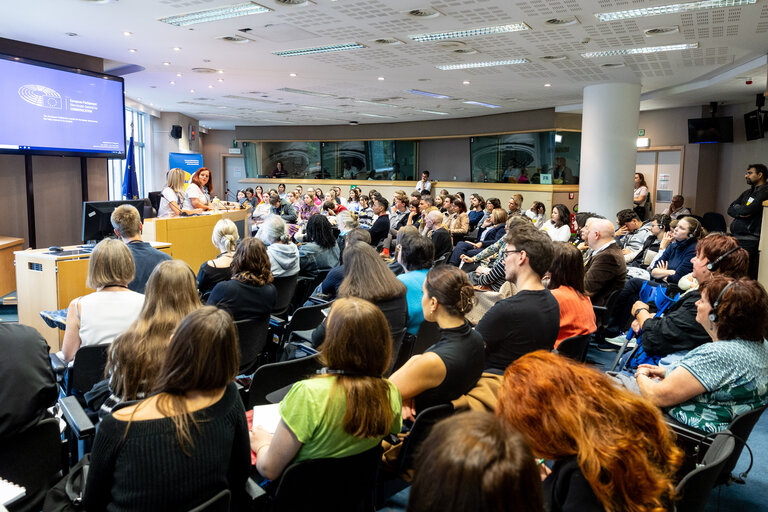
xmin=182 ymin=167 xmax=214 ymax=211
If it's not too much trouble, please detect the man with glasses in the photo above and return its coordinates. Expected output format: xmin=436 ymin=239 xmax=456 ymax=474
xmin=584 ymin=218 xmax=627 ymax=307
xmin=476 ymin=223 xmax=559 ymax=375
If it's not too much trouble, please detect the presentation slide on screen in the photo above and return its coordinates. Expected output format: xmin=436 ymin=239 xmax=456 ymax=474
xmin=0 ymin=58 xmax=125 ymax=154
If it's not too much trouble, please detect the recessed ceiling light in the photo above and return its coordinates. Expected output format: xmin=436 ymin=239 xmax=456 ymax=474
xmin=289 ymin=72 xmax=297 ymax=77
xmin=416 ymin=109 xmax=449 ymax=115
xmin=173 ymin=47 xmax=182 ymax=51
xmin=218 ymin=70 xmax=224 ymax=74
xmin=541 ymin=55 xmax=568 ymax=61
xmin=462 ymin=80 xmax=471 ymax=85
xmin=377 ymin=76 xmax=385 ymax=81
xmin=405 ymin=89 xmax=451 ymax=99
xmin=436 ymin=59 xmax=529 ymax=70
xmin=409 ymin=23 xmax=530 ymax=42
xmin=208 ymin=85 xmax=214 ymax=88
xmin=137 ymin=97 xmax=142 ymax=100
xmin=65 ymin=32 xmax=78 ymax=37
xmin=190 ymin=89 xmax=195 ymax=93
xmin=544 ymin=83 xmax=552 ymax=87
xmin=596 ymin=0 xmax=756 ymax=22
xmin=158 ymin=2 xmax=273 ymax=26
xmin=463 ymin=100 xmax=502 ymax=108
xmin=123 ymin=31 xmax=133 ymax=36
xmin=216 ymin=35 xmax=250 ymax=43
xmin=273 ymin=42 xmax=365 ymax=56
xmin=406 ymin=8 xmax=441 ymax=19
xmin=581 ymin=42 xmax=698 ymax=57
xmin=177 ymin=73 xmax=183 ymax=77
xmin=170 ymin=81 xmax=176 ymax=84
xmin=163 ymin=61 xmax=171 ymax=66
xmin=129 ymin=48 xmax=137 ymax=53
xmin=217 ymin=78 xmax=224 ymax=82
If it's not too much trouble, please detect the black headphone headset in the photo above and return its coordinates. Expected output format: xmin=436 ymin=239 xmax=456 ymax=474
xmin=708 ymin=280 xmax=737 ymax=323
xmin=686 ymin=219 xmax=702 ymax=238
xmin=693 ymin=430 xmax=753 ymax=484
xmin=706 ymin=246 xmax=740 ymax=271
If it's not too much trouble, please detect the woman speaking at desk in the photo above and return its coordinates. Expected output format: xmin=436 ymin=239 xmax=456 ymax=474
xmin=182 ymin=167 xmax=214 ymax=211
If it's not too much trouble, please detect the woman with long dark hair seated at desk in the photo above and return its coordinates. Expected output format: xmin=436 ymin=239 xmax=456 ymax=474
xmin=182 ymin=167 xmax=214 ymax=211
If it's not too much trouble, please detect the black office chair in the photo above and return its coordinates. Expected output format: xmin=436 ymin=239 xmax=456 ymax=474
xmin=245 ymin=353 xmax=322 ymax=408
xmin=268 ymin=445 xmax=382 ymax=512
xmin=411 ymin=321 xmax=441 ymax=356
xmin=555 ymin=333 xmax=592 ymax=362
xmin=148 ymin=191 xmax=162 ymax=214
xmin=234 ymin=317 xmax=271 ymax=375
xmin=50 ymin=344 xmax=110 ymax=401
xmin=289 ymin=269 xmax=330 ymax=315
xmin=269 ymin=300 xmax=332 ymax=357
xmin=675 ymin=431 xmax=736 ymax=512
xmin=187 ymin=489 xmax=231 ymax=512
xmin=702 ymin=211 xmax=727 ymax=233
xmin=271 ymin=274 xmax=299 ymax=319
xmin=0 ymin=418 xmax=63 ymax=512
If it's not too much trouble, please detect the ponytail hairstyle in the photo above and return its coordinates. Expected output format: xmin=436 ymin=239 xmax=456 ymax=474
xmin=425 ymin=265 xmax=476 ymax=317
xmin=319 ymin=298 xmax=395 ymax=438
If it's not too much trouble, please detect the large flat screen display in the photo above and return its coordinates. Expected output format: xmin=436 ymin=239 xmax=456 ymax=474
xmin=687 ymin=116 xmax=734 ymax=144
xmin=0 ymin=54 xmax=125 ymax=157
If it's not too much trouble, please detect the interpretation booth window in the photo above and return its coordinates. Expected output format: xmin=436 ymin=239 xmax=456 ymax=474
xmin=470 ymin=131 xmax=580 ymax=184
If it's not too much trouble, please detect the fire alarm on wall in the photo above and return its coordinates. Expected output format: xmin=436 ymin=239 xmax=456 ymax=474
xmin=189 ymin=124 xmax=197 ymax=141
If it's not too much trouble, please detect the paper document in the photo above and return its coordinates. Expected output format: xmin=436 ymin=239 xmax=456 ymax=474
xmin=0 ymin=478 xmax=26 ymax=506
xmin=252 ymin=404 xmax=281 ymax=434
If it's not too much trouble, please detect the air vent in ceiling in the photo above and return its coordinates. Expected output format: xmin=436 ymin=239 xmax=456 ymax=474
xmin=453 ymin=48 xmax=478 ymax=54
xmin=216 ymin=35 xmax=250 ymax=43
xmin=644 ymin=26 xmax=680 ymax=36
xmin=192 ymin=67 xmax=220 ymax=73
xmin=373 ymin=38 xmax=405 ymax=45
xmin=436 ymin=40 xmax=466 ymax=49
xmin=407 ymin=8 xmax=441 ymax=18
xmin=600 ymin=62 xmax=626 ymax=68
xmin=545 ymin=16 xmax=579 ymax=26
xmin=275 ymin=0 xmax=310 ymax=4
xmin=541 ymin=55 xmax=568 ymax=61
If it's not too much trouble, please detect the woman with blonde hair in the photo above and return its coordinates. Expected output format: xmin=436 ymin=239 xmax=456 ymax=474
xmin=250 ymin=298 xmax=402 ymax=480
xmin=59 ymin=238 xmax=144 ymax=363
xmin=497 ymin=351 xmax=682 ymax=512
xmin=197 ymin=218 xmax=239 ymax=299
xmin=103 ymin=259 xmax=201 ymax=414
xmin=158 ymin=168 xmax=201 ymax=217
xmin=84 ymin=307 xmax=250 ymax=510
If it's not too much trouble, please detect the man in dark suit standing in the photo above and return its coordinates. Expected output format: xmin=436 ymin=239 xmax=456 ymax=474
xmin=584 ymin=218 xmax=626 ymax=307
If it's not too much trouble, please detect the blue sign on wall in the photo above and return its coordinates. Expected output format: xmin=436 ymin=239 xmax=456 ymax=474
xmin=169 ymin=152 xmax=203 ymax=181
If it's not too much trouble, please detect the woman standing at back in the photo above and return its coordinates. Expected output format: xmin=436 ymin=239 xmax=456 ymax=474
xmin=84 ymin=307 xmax=250 ymax=511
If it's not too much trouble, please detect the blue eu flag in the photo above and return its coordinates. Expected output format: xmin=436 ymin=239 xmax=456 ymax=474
xmin=122 ymin=135 xmax=139 ymax=200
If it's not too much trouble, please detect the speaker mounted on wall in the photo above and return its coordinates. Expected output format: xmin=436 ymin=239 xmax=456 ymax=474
xmin=170 ymin=125 xmax=182 ymax=139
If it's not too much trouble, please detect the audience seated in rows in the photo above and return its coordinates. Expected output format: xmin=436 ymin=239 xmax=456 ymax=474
xmin=466 ymin=193 xmax=485 ymax=231
xmin=449 ymin=208 xmax=507 ymax=266
xmin=101 ymin=260 xmax=201 ymax=416
xmin=547 ymin=242 xmax=596 ymax=349
xmin=635 ymin=276 xmax=768 ymax=433
xmin=196 ymin=218 xmax=238 ymax=299
xmin=311 ymin=243 xmax=407 ymax=347
xmin=445 ymin=198 xmax=469 ymax=245
xmin=466 ymin=216 xmax=529 ymax=292
xmin=423 ymin=210 xmax=452 ymax=262
xmin=84 ymin=307 xmax=250 ymax=510
xmin=60 ymin=239 xmax=145 ymax=364
xmin=583 ymin=218 xmax=626 ymax=306
xmin=111 ymin=204 xmax=172 ymax=293
xmin=499 ymin=351 xmax=682 ymax=512
xmin=369 ymin=195 xmax=390 ymax=248
xmin=390 ymin=266 xmax=484 ymax=421
xmin=335 ymin=210 xmax=359 ymax=258
xmin=256 ymin=215 xmax=300 ymax=278
xmin=298 ymin=214 xmax=340 ymax=277
xmin=269 ymin=192 xmax=298 ymax=225
xmin=539 ymin=203 xmax=572 ymax=242
xmin=395 ymin=230 xmax=434 ymax=336
xmin=298 ymin=193 xmax=321 ymax=223
xmin=626 ymin=214 xmax=669 ymax=269
xmin=476 ymin=223 xmax=559 ymax=374
xmin=251 ymin=298 xmax=402 ymax=480
xmin=615 ymin=208 xmax=653 ymax=263
xmin=408 ymin=411 xmax=543 ymax=512
xmin=525 ymin=201 xmax=546 ymax=228
xmin=476 ymin=197 xmax=501 ymax=239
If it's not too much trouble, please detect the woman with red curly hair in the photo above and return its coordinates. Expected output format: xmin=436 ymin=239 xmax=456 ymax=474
xmin=497 ymin=351 xmax=681 ymax=512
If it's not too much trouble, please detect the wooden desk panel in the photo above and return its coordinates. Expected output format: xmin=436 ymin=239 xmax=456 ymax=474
xmin=0 ymin=236 xmax=24 ymax=298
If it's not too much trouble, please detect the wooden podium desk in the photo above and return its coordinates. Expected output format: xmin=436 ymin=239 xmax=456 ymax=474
xmin=0 ymin=236 xmax=24 ymax=298
xmin=142 ymin=208 xmax=251 ymax=271
xmin=14 ymin=242 xmax=171 ymax=351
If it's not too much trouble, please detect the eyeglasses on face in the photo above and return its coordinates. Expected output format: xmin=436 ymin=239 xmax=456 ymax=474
xmin=503 ymin=249 xmax=523 ymax=257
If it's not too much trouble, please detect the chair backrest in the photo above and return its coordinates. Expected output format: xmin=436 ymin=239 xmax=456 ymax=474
xmin=271 ymin=445 xmax=382 ymax=512
xmin=717 ymin=404 xmax=767 ymax=486
xmin=289 ymin=270 xmax=331 ymax=314
xmin=555 ymin=334 xmax=591 ymax=362
xmin=398 ymin=403 xmax=454 ymax=472
xmin=272 ymin=274 xmax=299 ymax=318
xmin=69 ymin=344 xmax=110 ymax=396
xmin=593 ymin=288 xmax=620 ymax=327
xmin=283 ymin=301 xmax=332 ymax=344
xmin=148 ymin=191 xmax=162 ymax=213
xmin=246 ymin=353 xmax=323 ymax=408
xmin=675 ymin=432 xmax=735 ymax=512
xmin=0 ymin=418 xmax=63 ymax=512
xmin=187 ymin=489 xmax=231 ymax=512
xmin=411 ymin=321 xmax=441 ymax=356
xmin=387 ymin=328 xmax=408 ymax=376
xmin=234 ymin=317 xmax=271 ymax=375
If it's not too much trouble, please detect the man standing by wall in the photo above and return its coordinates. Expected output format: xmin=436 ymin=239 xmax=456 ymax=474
xmin=727 ymin=163 xmax=768 ymax=278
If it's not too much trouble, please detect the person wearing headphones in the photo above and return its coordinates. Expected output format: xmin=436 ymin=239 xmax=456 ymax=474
xmin=636 ymin=276 xmax=768 ymax=434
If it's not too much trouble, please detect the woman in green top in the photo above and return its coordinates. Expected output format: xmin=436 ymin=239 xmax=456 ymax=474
xmin=250 ymin=297 xmax=402 ymax=480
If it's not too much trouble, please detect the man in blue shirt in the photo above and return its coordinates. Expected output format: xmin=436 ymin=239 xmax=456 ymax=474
xmin=111 ymin=204 xmax=171 ymax=293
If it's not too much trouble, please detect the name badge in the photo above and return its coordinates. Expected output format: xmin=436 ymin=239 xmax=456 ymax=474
xmin=747 ymin=197 xmax=755 ymax=206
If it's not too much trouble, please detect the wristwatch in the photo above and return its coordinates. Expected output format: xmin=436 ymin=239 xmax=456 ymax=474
xmin=633 ymin=307 xmax=650 ymax=318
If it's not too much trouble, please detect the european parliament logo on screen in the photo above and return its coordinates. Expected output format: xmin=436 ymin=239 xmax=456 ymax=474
xmin=18 ymin=84 xmax=63 ymax=109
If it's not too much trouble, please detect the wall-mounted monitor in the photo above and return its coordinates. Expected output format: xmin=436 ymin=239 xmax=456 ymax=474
xmin=0 ymin=53 xmax=126 ymax=158
xmin=687 ymin=116 xmax=734 ymax=144
xmin=744 ymin=110 xmax=765 ymax=141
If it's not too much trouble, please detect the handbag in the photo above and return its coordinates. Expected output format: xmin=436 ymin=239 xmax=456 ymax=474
xmin=42 ymin=454 xmax=90 ymax=512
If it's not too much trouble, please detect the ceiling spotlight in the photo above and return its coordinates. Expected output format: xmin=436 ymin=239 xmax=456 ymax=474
xmin=173 ymin=47 xmax=182 ymax=51
xmin=177 ymin=73 xmax=183 ymax=77
xmin=163 ymin=61 xmax=171 ymax=66
xmin=544 ymin=83 xmax=552 ymax=87
xmin=218 ymin=69 xmax=224 ymax=74
xmin=170 ymin=80 xmax=176 ymax=84
xmin=208 ymin=85 xmax=214 ymax=88
xmin=289 ymin=73 xmax=297 ymax=77
xmin=462 ymin=80 xmax=471 ymax=85
xmin=65 ymin=32 xmax=78 ymax=37
xmin=377 ymin=76 xmax=385 ymax=81
xmin=190 ymin=89 xmax=195 ymax=93
xmin=129 ymin=48 xmax=137 ymax=53
xmin=217 ymin=78 xmax=224 ymax=82
xmin=123 ymin=31 xmax=133 ymax=36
